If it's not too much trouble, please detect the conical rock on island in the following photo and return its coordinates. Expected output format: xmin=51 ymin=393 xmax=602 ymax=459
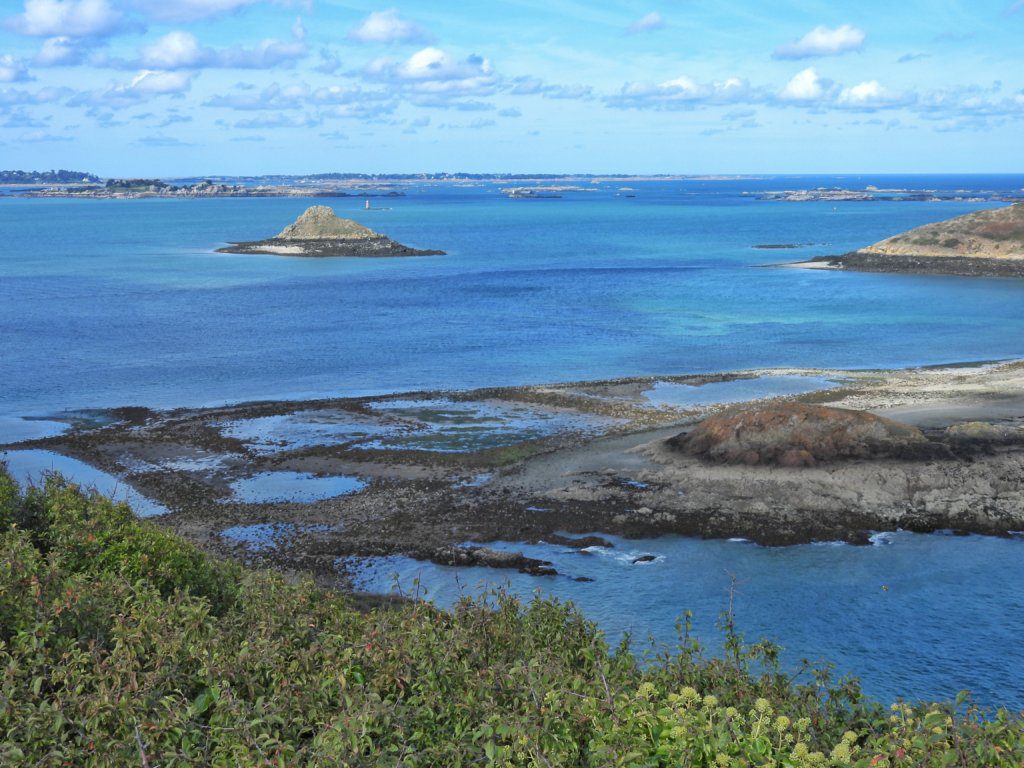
xmin=218 ymin=205 xmax=444 ymax=257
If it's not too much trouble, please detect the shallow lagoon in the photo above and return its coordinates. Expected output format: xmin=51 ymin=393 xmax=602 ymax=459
xmin=351 ymin=531 xmax=1024 ymax=710
xmin=227 ymin=471 xmax=367 ymax=503
xmin=219 ymin=399 xmax=617 ymax=455
xmin=642 ymin=375 xmax=840 ymax=408
xmin=2 ymin=449 xmax=169 ymax=517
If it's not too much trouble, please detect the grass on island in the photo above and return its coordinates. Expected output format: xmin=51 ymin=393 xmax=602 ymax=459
xmin=1 ymin=465 xmax=1023 ymax=766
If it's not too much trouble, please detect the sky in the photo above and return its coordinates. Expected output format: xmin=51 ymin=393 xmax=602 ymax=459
xmin=0 ymin=0 xmax=1022 ymax=176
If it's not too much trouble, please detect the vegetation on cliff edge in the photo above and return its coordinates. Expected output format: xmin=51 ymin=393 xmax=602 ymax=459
xmin=1 ymin=466 xmax=1022 ymax=766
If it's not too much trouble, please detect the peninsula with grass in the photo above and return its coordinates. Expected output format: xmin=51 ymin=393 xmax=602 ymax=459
xmin=791 ymin=203 xmax=1024 ymax=277
xmin=217 ymin=205 xmax=445 ymax=258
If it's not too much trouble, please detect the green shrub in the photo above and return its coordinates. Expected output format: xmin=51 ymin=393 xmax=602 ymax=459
xmin=0 ymin=467 xmax=17 ymax=528
xmin=1 ymin=466 xmax=1022 ymax=766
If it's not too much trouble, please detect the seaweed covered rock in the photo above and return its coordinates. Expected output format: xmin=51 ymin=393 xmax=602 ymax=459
xmin=669 ymin=403 xmax=929 ymax=467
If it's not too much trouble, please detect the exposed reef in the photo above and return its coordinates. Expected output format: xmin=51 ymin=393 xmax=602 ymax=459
xmin=216 ymin=205 xmax=445 ymax=258
xmin=6 ymin=361 xmax=1024 ymax=589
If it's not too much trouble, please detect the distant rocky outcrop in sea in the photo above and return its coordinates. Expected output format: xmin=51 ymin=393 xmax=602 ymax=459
xmin=217 ymin=205 xmax=445 ymax=258
xmin=804 ymin=203 xmax=1024 ymax=277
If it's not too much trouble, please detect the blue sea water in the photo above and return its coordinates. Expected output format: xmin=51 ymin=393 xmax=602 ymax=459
xmin=351 ymin=532 xmax=1024 ymax=710
xmin=2 ymin=174 xmax=1024 ymax=417
xmin=2 ymin=174 xmax=1024 ymax=708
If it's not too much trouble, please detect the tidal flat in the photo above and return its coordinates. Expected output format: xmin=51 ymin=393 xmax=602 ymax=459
xmin=5 ymin=359 xmax=1024 ymax=593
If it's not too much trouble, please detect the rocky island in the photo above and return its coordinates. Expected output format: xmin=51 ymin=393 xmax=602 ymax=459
xmin=792 ymin=203 xmax=1024 ymax=277
xmin=217 ymin=205 xmax=444 ymax=258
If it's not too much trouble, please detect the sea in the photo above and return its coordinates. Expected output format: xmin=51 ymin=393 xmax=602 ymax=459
xmin=2 ymin=173 xmax=1023 ymax=708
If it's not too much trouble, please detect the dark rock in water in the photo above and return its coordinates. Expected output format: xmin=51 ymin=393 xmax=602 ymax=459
xmin=573 ymin=576 xmax=595 ymax=582
xmin=632 ymin=554 xmax=657 ymax=564
xmin=217 ymin=205 xmax=444 ymax=258
xmin=430 ymin=545 xmax=557 ymax=576
xmin=810 ymin=252 xmax=1024 ymax=278
xmin=669 ymin=403 xmax=932 ymax=467
xmin=539 ymin=533 xmax=614 ymax=549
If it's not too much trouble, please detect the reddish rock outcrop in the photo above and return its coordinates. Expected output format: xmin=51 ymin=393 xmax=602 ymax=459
xmin=669 ymin=403 xmax=929 ymax=467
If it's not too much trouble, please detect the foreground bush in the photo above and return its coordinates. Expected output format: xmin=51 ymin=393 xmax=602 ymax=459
xmin=1 ymin=467 xmax=1022 ymax=766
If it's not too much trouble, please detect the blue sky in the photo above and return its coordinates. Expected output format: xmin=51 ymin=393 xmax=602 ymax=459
xmin=1 ymin=0 xmax=1022 ymax=175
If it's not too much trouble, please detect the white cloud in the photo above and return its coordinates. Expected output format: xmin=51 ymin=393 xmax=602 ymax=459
xmin=0 ymin=55 xmax=31 ymax=83
xmin=315 ymin=48 xmax=342 ymax=74
xmin=8 ymin=0 xmax=124 ymax=38
xmin=365 ymin=47 xmax=496 ymax=95
xmin=203 ymin=81 xmax=395 ymax=120
xmin=350 ymin=9 xmax=430 ymax=44
xmin=123 ymin=69 xmax=191 ymax=96
xmin=0 ymin=85 xmax=69 ymax=105
xmin=608 ymin=75 xmax=751 ymax=109
xmin=837 ymin=80 xmax=910 ymax=109
xmin=204 ymin=82 xmax=307 ymax=110
xmin=140 ymin=31 xmax=204 ymax=69
xmin=135 ymin=26 xmax=307 ymax=70
xmin=779 ymin=67 xmax=833 ymax=101
xmin=235 ymin=113 xmax=319 ymax=129
xmin=507 ymin=75 xmax=591 ymax=100
xmin=34 ymin=35 xmax=89 ymax=65
xmin=773 ymin=24 xmax=865 ymax=60
xmin=67 ymin=69 xmax=192 ymax=109
xmin=627 ymin=11 xmax=665 ymax=34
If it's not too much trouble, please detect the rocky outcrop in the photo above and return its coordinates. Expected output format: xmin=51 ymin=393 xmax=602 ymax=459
xmin=217 ymin=205 xmax=444 ymax=258
xmin=669 ymin=403 xmax=931 ymax=467
xmin=859 ymin=203 xmax=1024 ymax=260
xmin=807 ymin=204 xmax=1024 ymax=277
xmin=430 ymin=545 xmax=557 ymax=576
xmin=275 ymin=206 xmax=379 ymax=240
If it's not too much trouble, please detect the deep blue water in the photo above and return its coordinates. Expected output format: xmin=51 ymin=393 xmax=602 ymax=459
xmin=2 ymin=174 xmax=1024 ymax=417
xmin=2 ymin=174 xmax=1023 ymax=709
xmin=351 ymin=532 xmax=1024 ymax=710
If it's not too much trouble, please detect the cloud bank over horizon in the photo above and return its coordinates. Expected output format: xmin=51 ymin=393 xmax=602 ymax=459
xmin=0 ymin=0 xmax=1021 ymax=174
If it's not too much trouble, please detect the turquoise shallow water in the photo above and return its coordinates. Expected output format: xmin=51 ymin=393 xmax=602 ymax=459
xmin=2 ymin=174 xmax=1023 ymax=708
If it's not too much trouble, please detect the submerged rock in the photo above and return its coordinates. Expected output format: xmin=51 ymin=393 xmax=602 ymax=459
xmin=217 ymin=205 xmax=445 ymax=258
xmin=669 ymin=403 xmax=931 ymax=467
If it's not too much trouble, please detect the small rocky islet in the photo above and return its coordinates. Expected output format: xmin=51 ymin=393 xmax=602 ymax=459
xmin=800 ymin=202 xmax=1024 ymax=277
xmin=217 ymin=204 xmax=445 ymax=258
